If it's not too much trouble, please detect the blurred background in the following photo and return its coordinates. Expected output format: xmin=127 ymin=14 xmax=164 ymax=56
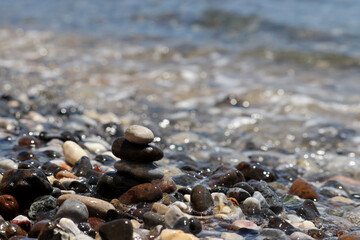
xmin=1 ymin=0 xmax=360 ymax=174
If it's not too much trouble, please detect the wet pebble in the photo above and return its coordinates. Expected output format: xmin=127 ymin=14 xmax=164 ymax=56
xmin=237 ymin=162 xmax=278 ymax=182
xmin=297 ymin=199 xmax=320 ymax=220
xmin=233 ymin=182 xmax=255 ymax=196
xmin=257 ymin=228 xmax=291 ymax=240
xmin=289 ymin=179 xmax=319 ymax=201
xmin=254 ymin=181 xmax=283 ymax=214
xmin=241 ymin=197 xmax=261 ymax=215
xmin=143 ymin=211 xmax=165 ymax=228
xmin=0 ymin=194 xmax=19 ymax=220
xmin=227 ymin=188 xmax=251 ymax=204
xmin=232 ymin=220 xmax=260 ymax=230
xmin=99 ymin=218 xmax=133 ymax=240
xmin=0 ymin=169 xmax=53 ymax=209
xmin=111 ymin=137 xmax=163 ymax=162
xmin=173 ymin=216 xmax=190 ymax=233
xmin=125 ymin=125 xmax=154 ymax=144
xmin=119 ymin=183 xmax=163 ymax=204
xmin=72 ymin=156 xmax=93 ymax=177
xmin=208 ymin=168 xmax=245 ymax=188
xmin=268 ymin=217 xmax=297 ymax=235
xmin=28 ymin=195 xmax=57 ymax=220
xmin=54 ymin=199 xmax=89 ymax=223
xmin=57 ymin=194 xmax=115 ymax=219
xmin=63 ymin=140 xmax=89 ymax=165
xmin=191 ymin=185 xmax=213 ymax=212
xmin=152 ymin=176 xmax=177 ymax=194
xmin=189 ymin=217 xmax=202 ymax=235
xmin=18 ymin=136 xmax=40 ymax=148
xmin=173 ymin=174 xmax=198 ymax=186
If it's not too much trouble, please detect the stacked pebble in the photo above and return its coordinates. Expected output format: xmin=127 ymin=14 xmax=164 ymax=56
xmin=107 ymin=125 xmax=165 ymax=204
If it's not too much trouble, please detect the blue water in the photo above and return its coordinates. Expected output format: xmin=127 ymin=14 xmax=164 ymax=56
xmin=0 ymin=0 xmax=359 ymax=56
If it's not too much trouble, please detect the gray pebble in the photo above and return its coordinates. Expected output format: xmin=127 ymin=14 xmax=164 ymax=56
xmin=114 ymin=160 xmax=164 ymax=181
xmin=54 ymin=199 xmax=89 ymax=223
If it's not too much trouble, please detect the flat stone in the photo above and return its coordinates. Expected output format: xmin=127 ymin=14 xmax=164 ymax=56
xmin=112 ymin=137 xmax=163 ymax=162
xmin=54 ymin=199 xmax=89 ymax=223
xmin=119 ymin=183 xmax=163 ymax=204
xmin=191 ymin=185 xmax=213 ymax=212
xmin=114 ymin=160 xmax=164 ymax=181
xmin=57 ymin=194 xmax=115 ymax=219
xmin=63 ymin=140 xmax=89 ymax=165
xmin=125 ymin=125 xmax=154 ymax=144
xmin=0 ymin=169 xmax=53 ymax=209
xmin=99 ymin=219 xmax=133 ymax=240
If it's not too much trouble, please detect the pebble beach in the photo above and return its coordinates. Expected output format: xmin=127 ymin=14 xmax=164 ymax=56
xmin=1 ymin=1 xmax=360 ymax=239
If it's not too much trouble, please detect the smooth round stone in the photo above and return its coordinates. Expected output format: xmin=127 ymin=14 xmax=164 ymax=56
xmin=37 ymin=221 xmax=70 ymax=239
xmin=191 ymin=185 xmax=213 ymax=212
xmin=143 ymin=211 xmax=165 ymax=229
xmin=28 ymin=195 xmax=57 ymax=220
xmin=208 ymin=168 xmax=245 ymax=188
xmin=18 ymin=136 xmax=40 ymax=148
xmin=232 ymin=220 xmax=260 ymax=230
xmin=0 ymin=169 xmax=53 ymax=209
xmin=0 ymin=159 xmax=18 ymax=171
xmin=233 ymin=182 xmax=255 ymax=196
xmin=227 ymin=188 xmax=251 ymax=203
xmin=63 ymin=141 xmax=89 ymax=165
xmin=159 ymin=229 xmax=199 ymax=240
xmin=0 ymin=194 xmax=19 ymax=220
xmin=189 ymin=217 xmax=202 ymax=235
xmin=119 ymin=183 xmax=163 ymax=204
xmin=72 ymin=156 xmax=93 ymax=178
xmin=111 ymin=137 xmax=163 ymax=162
xmin=242 ymin=197 xmax=261 ymax=215
xmin=99 ymin=219 xmax=133 ymax=240
xmin=54 ymin=199 xmax=89 ymax=223
xmin=296 ymin=199 xmax=320 ymax=220
xmin=114 ymin=160 xmax=164 ymax=181
xmin=173 ymin=217 xmax=190 ymax=233
xmin=57 ymin=194 xmax=115 ymax=219
xmin=125 ymin=125 xmax=154 ymax=144
xmin=289 ymin=179 xmax=319 ymax=201
xmin=5 ymin=223 xmax=27 ymax=238
xmin=172 ymin=174 xmax=198 ymax=186
xmin=236 ymin=162 xmax=277 ymax=182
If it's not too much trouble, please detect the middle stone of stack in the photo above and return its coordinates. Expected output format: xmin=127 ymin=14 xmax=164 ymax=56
xmin=112 ymin=125 xmax=164 ymax=182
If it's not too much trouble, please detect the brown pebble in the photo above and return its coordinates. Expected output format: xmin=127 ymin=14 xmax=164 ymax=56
xmin=55 ymin=170 xmax=79 ymax=180
xmin=151 ymin=176 xmax=177 ymax=194
xmin=5 ymin=223 xmax=27 ymax=238
xmin=338 ymin=233 xmax=360 ymax=240
xmin=16 ymin=151 xmax=38 ymax=161
xmin=88 ymin=217 xmax=105 ymax=232
xmin=119 ymin=183 xmax=163 ymax=204
xmin=289 ymin=179 xmax=319 ymax=201
xmin=0 ymin=194 xmax=19 ymax=220
xmin=18 ymin=136 xmax=40 ymax=148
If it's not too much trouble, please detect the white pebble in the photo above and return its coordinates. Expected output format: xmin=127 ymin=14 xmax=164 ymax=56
xmin=125 ymin=125 xmax=154 ymax=144
xmin=63 ymin=141 xmax=88 ymax=165
xmin=0 ymin=159 xmax=18 ymax=171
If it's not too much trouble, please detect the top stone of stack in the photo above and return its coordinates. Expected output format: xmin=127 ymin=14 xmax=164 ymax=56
xmin=125 ymin=125 xmax=154 ymax=144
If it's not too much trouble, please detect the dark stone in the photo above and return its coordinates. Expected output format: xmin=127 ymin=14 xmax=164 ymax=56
xmin=41 ymin=162 xmax=67 ymax=176
xmin=111 ymin=137 xmax=163 ymax=162
xmin=64 ymin=181 xmax=92 ymax=194
xmin=0 ymin=194 xmax=19 ymax=220
xmin=210 ymin=186 xmax=229 ymax=194
xmin=233 ymin=182 xmax=255 ymax=196
xmin=173 ymin=217 xmax=190 ymax=233
xmin=143 ymin=211 xmax=165 ymax=229
xmin=95 ymin=154 xmax=116 ymax=166
xmin=152 ymin=177 xmax=177 ymax=194
xmin=258 ymin=228 xmax=291 ymax=240
xmin=254 ymin=181 xmax=283 ymax=214
xmin=28 ymin=195 xmax=57 ymax=220
xmin=37 ymin=221 xmax=68 ymax=240
xmin=5 ymin=223 xmax=27 ymax=238
xmin=99 ymin=219 xmax=133 ymax=240
xmin=172 ymin=174 xmax=198 ymax=186
xmin=189 ymin=217 xmax=202 ymax=235
xmin=132 ymin=207 xmax=151 ymax=220
xmin=174 ymin=192 xmax=185 ymax=202
xmin=162 ymin=193 xmax=177 ymax=205
xmin=39 ymin=150 xmax=61 ymax=160
xmin=28 ymin=220 xmax=50 ymax=238
xmin=114 ymin=160 xmax=164 ymax=181
xmin=119 ymin=183 xmax=163 ymax=204
xmin=208 ymin=167 xmax=245 ymax=188
xmin=96 ymin=171 xmax=141 ymax=199
xmin=308 ymin=229 xmax=327 ymax=239
xmin=18 ymin=136 xmax=40 ymax=148
xmin=227 ymin=188 xmax=251 ymax=203
xmin=18 ymin=159 xmax=41 ymax=170
xmin=236 ymin=162 xmax=278 ymax=182
xmin=0 ymin=169 xmax=53 ymax=209
xmin=72 ymin=156 xmax=92 ymax=177
xmin=106 ymin=209 xmax=139 ymax=222
xmin=191 ymin=185 xmax=213 ymax=212
xmin=296 ymin=199 xmax=320 ymax=220
xmin=54 ymin=199 xmax=89 ymax=223
xmin=268 ymin=217 xmax=297 ymax=235
xmin=78 ymin=222 xmax=97 ymax=238
xmin=16 ymin=151 xmax=38 ymax=161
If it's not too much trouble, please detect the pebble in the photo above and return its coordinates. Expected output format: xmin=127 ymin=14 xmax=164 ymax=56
xmin=54 ymin=199 xmax=89 ymax=223
xmin=125 ymin=125 xmax=154 ymax=144
xmin=268 ymin=217 xmax=297 ymax=235
xmin=253 ymin=191 xmax=269 ymax=208
xmin=0 ymin=194 xmax=19 ymax=220
xmin=18 ymin=136 xmax=40 ymax=148
xmin=114 ymin=160 xmax=164 ymax=181
xmin=152 ymin=202 xmax=170 ymax=215
xmin=290 ymin=231 xmax=314 ymax=240
xmin=98 ymin=218 xmax=133 ymax=240
xmin=83 ymin=141 xmax=107 ymax=153
xmin=143 ymin=211 xmax=165 ymax=228
xmin=0 ymin=159 xmax=18 ymax=170
xmin=221 ymin=232 xmax=245 ymax=240
xmin=208 ymin=168 xmax=245 ymax=188
xmin=119 ymin=183 xmax=163 ymax=204
xmin=0 ymin=169 xmax=53 ymax=209
xmin=152 ymin=176 xmax=177 ymax=194
xmin=173 ymin=174 xmax=198 ymax=186
xmin=164 ymin=205 xmax=186 ymax=227
xmin=237 ymin=162 xmax=277 ymax=182
xmin=242 ymin=197 xmax=261 ymax=215
xmin=37 ymin=221 xmax=70 ymax=239
xmin=63 ymin=141 xmax=89 ymax=165
xmin=233 ymin=182 xmax=255 ymax=196
xmin=111 ymin=137 xmax=163 ymax=162
xmin=173 ymin=216 xmax=191 ymax=233
xmin=328 ymin=196 xmax=355 ymax=204
xmin=191 ymin=185 xmax=213 ymax=212
xmin=28 ymin=195 xmax=57 ymax=220
xmin=27 ymin=219 xmax=50 ymax=238
xmin=296 ymin=199 xmax=320 ymax=220
xmin=232 ymin=220 xmax=260 ymax=230
xmin=57 ymin=194 xmax=115 ymax=219
xmin=289 ymin=179 xmax=319 ymax=201
xmin=159 ymin=229 xmax=199 ymax=240
xmin=10 ymin=215 xmax=32 ymax=232
xmin=254 ymin=181 xmax=283 ymax=214
xmin=189 ymin=217 xmax=202 ymax=235
xmin=72 ymin=156 xmax=93 ymax=177
xmin=227 ymin=188 xmax=251 ymax=203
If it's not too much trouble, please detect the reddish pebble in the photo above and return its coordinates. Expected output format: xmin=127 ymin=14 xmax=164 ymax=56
xmin=88 ymin=217 xmax=105 ymax=232
xmin=151 ymin=176 xmax=177 ymax=194
xmin=18 ymin=136 xmax=40 ymax=148
xmin=10 ymin=215 xmax=32 ymax=232
xmin=119 ymin=183 xmax=162 ymax=204
xmin=338 ymin=233 xmax=360 ymax=240
xmin=289 ymin=179 xmax=319 ymax=201
xmin=0 ymin=194 xmax=19 ymax=220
